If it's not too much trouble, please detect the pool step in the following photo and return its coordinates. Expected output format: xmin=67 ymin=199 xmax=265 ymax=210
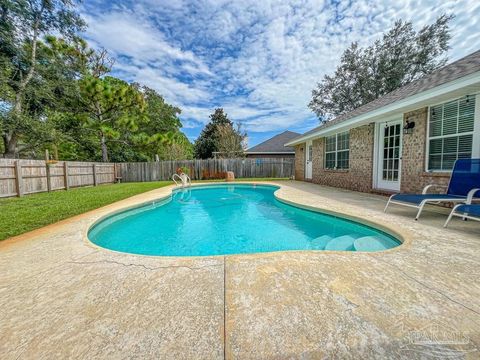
xmin=324 ymin=235 xmax=356 ymax=251
xmin=310 ymin=235 xmax=333 ymax=250
xmin=353 ymin=236 xmax=392 ymax=252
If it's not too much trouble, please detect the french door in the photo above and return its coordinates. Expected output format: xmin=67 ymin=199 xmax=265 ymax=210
xmin=305 ymin=140 xmax=313 ymax=179
xmin=376 ymin=120 xmax=402 ymax=191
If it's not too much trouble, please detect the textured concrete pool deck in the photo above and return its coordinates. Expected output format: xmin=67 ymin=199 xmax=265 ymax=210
xmin=1 ymin=180 xmax=479 ymax=359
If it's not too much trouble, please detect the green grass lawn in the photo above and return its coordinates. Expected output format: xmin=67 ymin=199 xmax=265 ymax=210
xmin=0 ymin=181 xmax=171 ymax=241
xmin=0 ymin=178 xmax=288 ymax=241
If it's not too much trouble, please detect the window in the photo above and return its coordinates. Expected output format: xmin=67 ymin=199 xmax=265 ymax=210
xmin=325 ymin=131 xmax=349 ymax=169
xmin=428 ymin=95 xmax=476 ymax=171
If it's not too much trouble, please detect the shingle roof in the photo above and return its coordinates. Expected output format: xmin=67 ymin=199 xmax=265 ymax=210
xmin=293 ymin=49 xmax=480 ymax=141
xmin=246 ymin=131 xmax=300 ymax=153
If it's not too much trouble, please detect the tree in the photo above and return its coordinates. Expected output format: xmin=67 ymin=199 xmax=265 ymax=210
xmin=215 ymin=123 xmax=246 ymax=158
xmin=309 ymin=14 xmax=453 ymax=122
xmin=158 ymin=132 xmax=193 ymax=160
xmin=1 ymin=35 xmax=92 ymax=158
xmin=0 ymin=0 xmax=85 ymax=157
xmin=194 ymin=108 xmax=234 ymax=159
xmin=116 ymin=84 xmax=194 ymax=161
xmin=77 ymin=76 xmax=146 ymax=161
xmin=0 ymin=2 xmax=194 ymax=162
xmin=139 ymin=85 xmax=182 ymax=133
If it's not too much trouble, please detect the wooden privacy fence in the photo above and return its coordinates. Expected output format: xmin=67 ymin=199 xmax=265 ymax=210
xmin=0 ymin=159 xmax=116 ymax=198
xmin=0 ymin=157 xmax=294 ymax=198
xmin=117 ymin=158 xmax=295 ymax=182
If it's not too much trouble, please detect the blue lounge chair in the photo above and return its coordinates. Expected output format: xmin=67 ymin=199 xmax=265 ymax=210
xmin=444 ymin=204 xmax=480 ymax=227
xmin=384 ymin=159 xmax=480 ymax=220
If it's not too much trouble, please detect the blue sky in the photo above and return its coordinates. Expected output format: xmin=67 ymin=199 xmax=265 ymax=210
xmin=81 ymin=0 xmax=480 ymax=147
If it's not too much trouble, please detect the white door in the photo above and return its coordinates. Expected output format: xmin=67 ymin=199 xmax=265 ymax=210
xmin=305 ymin=141 xmax=313 ymax=179
xmin=376 ymin=120 xmax=402 ymax=191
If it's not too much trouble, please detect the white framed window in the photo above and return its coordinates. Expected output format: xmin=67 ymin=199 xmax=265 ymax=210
xmin=427 ymin=95 xmax=477 ymax=171
xmin=325 ymin=131 xmax=349 ymax=169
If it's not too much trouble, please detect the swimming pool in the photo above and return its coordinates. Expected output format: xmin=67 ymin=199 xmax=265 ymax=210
xmin=88 ymin=184 xmax=401 ymax=256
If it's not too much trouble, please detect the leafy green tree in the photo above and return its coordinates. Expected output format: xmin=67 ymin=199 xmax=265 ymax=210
xmin=157 ymin=132 xmax=193 ymax=160
xmin=1 ymin=36 xmax=111 ymax=159
xmin=1 ymin=35 xmax=91 ymax=158
xmin=194 ymin=108 xmax=235 ymax=159
xmin=77 ymin=76 xmax=146 ymax=162
xmin=44 ymin=109 xmax=98 ymax=160
xmin=41 ymin=43 xmax=121 ymax=161
xmin=215 ymin=123 xmax=246 ymax=158
xmin=309 ymin=14 xmax=453 ymax=122
xmin=140 ymin=85 xmax=182 ymax=133
xmin=0 ymin=0 xmax=85 ymax=157
xmin=129 ymin=84 xmax=193 ymax=160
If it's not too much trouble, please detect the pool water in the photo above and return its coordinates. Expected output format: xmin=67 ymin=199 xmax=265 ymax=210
xmin=88 ymin=184 xmax=401 ymax=256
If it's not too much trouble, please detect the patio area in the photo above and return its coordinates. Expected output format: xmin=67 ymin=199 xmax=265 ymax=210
xmin=0 ymin=180 xmax=479 ymax=359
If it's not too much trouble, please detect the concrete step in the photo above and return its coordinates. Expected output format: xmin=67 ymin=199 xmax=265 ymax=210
xmin=310 ymin=235 xmax=333 ymax=250
xmin=324 ymin=235 xmax=356 ymax=251
xmin=354 ymin=236 xmax=392 ymax=252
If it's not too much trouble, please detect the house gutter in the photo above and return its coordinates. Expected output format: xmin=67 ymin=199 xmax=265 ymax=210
xmin=245 ymin=151 xmax=295 ymax=154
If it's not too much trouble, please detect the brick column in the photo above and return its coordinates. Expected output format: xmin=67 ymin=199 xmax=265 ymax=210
xmin=295 ymin=144 xmax=305 ymax=180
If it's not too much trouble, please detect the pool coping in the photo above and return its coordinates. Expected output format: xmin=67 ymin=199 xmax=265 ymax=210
xmin=3 ymin=180 xmax=479 ymax=359
xmin=82 ymin=181 xmax=413 ymax=259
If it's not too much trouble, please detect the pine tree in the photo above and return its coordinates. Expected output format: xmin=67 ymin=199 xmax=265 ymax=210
xmin=194 ymin=108 xmax=233 ymax=159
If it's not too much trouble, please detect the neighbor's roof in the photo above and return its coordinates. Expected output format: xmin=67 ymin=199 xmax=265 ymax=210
xmin=287 ymin=49 xmax=480 ymax=145
xmin=246 ymin=131 xmax=300 ymax=153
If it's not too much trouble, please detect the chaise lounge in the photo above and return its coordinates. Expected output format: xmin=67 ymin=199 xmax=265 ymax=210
xmin=444 ymin=203 xmax=480 ymax=227
xmin=384 ymin=158 xmax=480 ymax=220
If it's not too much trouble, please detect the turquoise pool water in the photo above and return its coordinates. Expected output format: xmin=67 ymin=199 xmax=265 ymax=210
xmin=88 ymin=184 xmax=401 ymax=256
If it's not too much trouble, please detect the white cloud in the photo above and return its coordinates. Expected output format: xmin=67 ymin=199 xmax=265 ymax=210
xmin=82 ymin=0 xmax=480 ymax=144
xmin=82 ymin=9 xmax=215 ymax=107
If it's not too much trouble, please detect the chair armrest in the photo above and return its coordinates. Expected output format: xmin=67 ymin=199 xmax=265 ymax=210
xmin=422 ymin=184 xmax=448 ymax=194
xmin=466 ymin=188 xmax=480 ymax=204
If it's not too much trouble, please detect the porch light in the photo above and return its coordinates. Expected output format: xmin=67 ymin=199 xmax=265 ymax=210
xmin=403 ymin=120 xmax=415 ymax=134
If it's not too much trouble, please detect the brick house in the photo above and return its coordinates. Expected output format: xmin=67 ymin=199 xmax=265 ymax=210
xmin=285 ymin=50 xmax=480 ymax=194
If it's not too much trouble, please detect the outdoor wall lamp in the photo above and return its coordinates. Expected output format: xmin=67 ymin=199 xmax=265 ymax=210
xmin=403 ymin=120 xmax=415 ymax=134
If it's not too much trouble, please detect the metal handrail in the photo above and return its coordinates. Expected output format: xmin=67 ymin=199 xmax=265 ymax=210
xmin=172 ymin=173 xmax=191 ymax=187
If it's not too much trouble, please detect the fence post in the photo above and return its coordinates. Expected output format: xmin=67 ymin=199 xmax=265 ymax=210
xmin=64 ymin=162 xmax=69 ymax=190
xmin=46 ymin=162 xmax=52 ymax=192
xmin=93 ymin=163 xmax=97 ymax=186
xmin=14 ymin=160 xmax=23 ymax=197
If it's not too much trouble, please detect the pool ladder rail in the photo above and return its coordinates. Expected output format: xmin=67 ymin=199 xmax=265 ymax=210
xmin=172 ymin=173 xmax=191 ymax=188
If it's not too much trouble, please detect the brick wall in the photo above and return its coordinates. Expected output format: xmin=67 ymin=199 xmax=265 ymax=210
xmin=400 ymin=107 xmax=450 ymax=193
xmin=310 ymin=124 xmax=375 ymax=192
xmin=293 ymin=107 xmax=452 ymax=193
xmin=294 ymin=144 xmax=305 ymax=181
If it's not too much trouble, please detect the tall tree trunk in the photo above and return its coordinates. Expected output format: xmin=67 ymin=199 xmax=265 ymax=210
xmin=101 ymin=133 xmax=108 ymax=162
xmin=2 ymin=134 xmax=9 ymax=158
xmin=2 ymin=133 xmax=17 ymax=158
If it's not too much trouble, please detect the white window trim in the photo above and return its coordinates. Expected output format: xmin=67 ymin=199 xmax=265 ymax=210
xmin=324 ymin=131 xmax=350 ymax=170
xmin=425 ymin=94 xmax=480 ymax=172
